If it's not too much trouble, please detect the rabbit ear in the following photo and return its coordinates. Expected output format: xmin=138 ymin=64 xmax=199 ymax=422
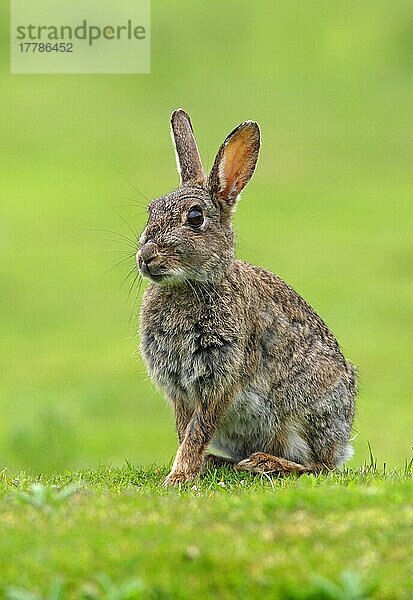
xmin=170 ymin=109 xmax=206 ymax=185
xmin=209 ymin=121 xmax=260 ymax=210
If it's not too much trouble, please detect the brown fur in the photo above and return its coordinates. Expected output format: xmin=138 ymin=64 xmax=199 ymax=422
xmin=137 ymin=110 xmax=356 ymax=485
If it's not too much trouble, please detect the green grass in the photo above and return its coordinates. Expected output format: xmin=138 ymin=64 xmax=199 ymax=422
xmin=1 ymin=463 xmax=412 ymax=599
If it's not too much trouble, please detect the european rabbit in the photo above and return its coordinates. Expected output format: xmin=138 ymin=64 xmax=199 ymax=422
xmin=137 ymin=109 xmax=356 ymax=486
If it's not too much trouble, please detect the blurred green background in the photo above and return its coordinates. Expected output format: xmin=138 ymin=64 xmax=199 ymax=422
xmin=0 ymin=1 xmax=412 ymax=473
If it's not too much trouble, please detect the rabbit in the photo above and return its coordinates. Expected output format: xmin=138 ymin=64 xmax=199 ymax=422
xmin=137 ymin=109 xmax=356 ymax=486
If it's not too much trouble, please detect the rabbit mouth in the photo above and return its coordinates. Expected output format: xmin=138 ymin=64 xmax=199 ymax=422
xmin=148 ymin=271 xmax=166 ymax=282
xmin=139 ymin=259 xmax=169 ymax=282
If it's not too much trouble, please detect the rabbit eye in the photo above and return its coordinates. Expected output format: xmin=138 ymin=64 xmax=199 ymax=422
xmin=187 ymin=207 xmax=204 ymax=228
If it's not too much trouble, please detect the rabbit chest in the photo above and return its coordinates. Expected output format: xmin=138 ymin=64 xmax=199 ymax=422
xmin=140 ymin=286 xmax=241 ymax=406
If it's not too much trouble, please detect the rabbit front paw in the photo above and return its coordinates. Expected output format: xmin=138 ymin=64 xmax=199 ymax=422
xmin=163 ymin=469 xmax=198 ymax=487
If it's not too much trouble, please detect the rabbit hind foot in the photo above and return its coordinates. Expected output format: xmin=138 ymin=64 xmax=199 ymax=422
xmin=235 ymin=452 xmax=313 ymax=475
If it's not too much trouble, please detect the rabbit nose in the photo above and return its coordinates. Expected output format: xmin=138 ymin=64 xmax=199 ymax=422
xmin=137 ymin=241 xmax=160 ymax=276
xmin=137 ymin=241 xmax=158 ymax=264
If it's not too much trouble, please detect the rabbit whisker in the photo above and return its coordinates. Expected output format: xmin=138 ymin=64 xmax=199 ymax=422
xmin=123 ymin=266 xmax=140 ymax=286
xmin=94 ymin=228 xmax=138 ymax=250
xmin=112 ymin=208 xmax=141 ymax=241
xmin=106 ymin=254 xmax=137 ymax=274
xmin=128 ymin=274 xmax=144 ymax=323
xmin=122 ymin=174 xmax=151 ymax=203
xmin=197 ymin=281 xmax=216 ymax=305
xmin=126 ymin=269 xmax=140 ymax=306
xmin=184 ymin=277 xmax=202 ymax=306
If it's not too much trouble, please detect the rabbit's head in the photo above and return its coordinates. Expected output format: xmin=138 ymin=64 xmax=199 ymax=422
xmin=137 ymin=109 xmax=260 ymax=284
